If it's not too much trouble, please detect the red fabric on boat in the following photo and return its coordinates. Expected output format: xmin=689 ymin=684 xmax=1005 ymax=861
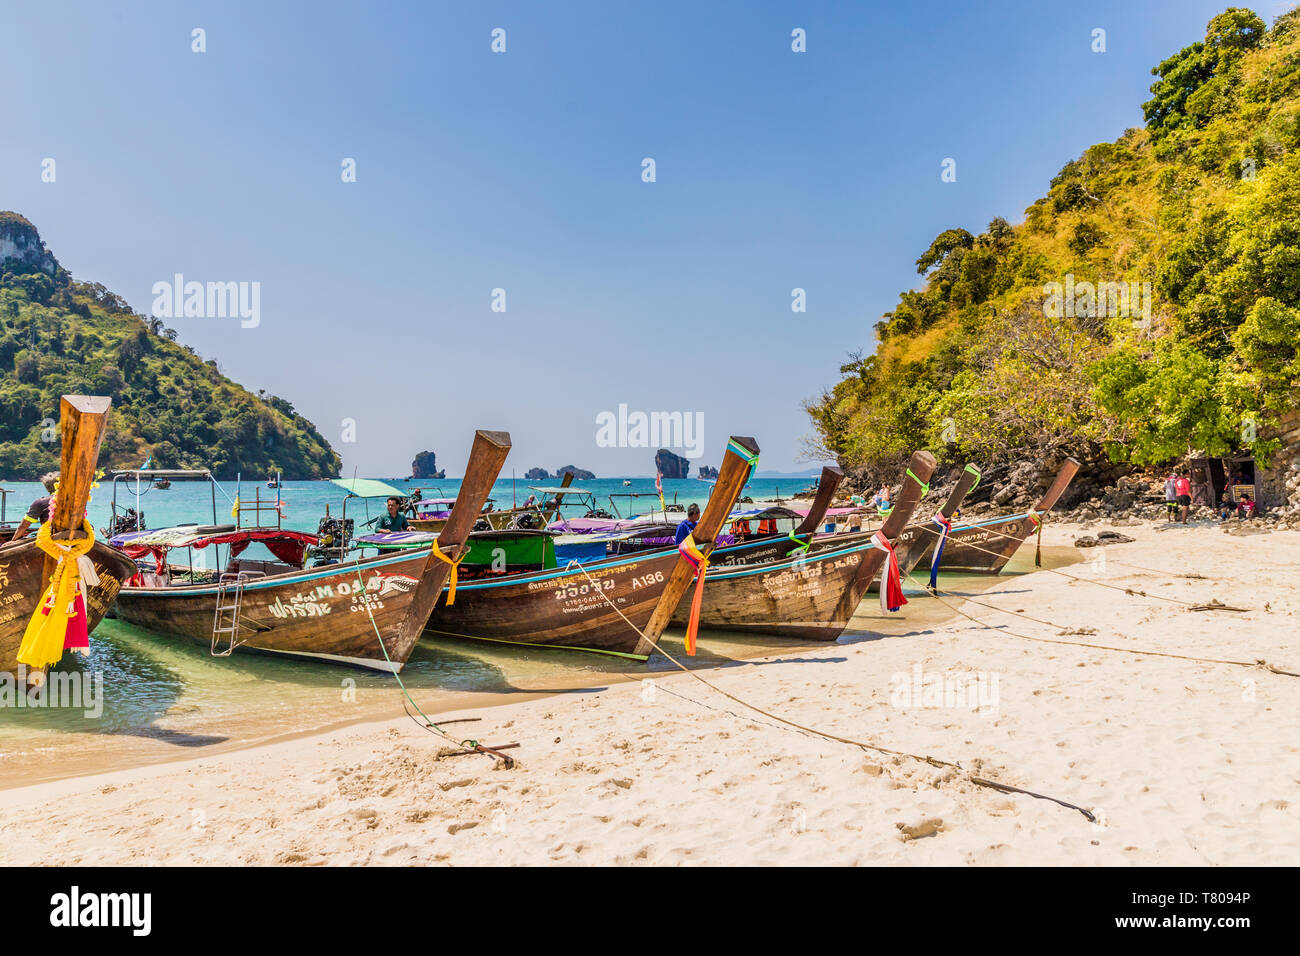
xmin=120 ymin=545 xmax=169 ymax=574
xmin=189 ymin=529 xmax=319 ymax=566
xmin=122 ymin=529 xmax=320 ymax=572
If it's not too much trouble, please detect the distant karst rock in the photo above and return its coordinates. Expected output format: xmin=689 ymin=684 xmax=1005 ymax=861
xmin=656 ymin=449 xmax=689 ymax=479
xmin=411 ymin=451 xmax=445 ymax=479
xmin=555 ymin=465 xmax=595 ymax=480
xmin=524 ymin=467 xmax=550 ymax=480
xmin=698 ymin=465 xmax=719 ymax=480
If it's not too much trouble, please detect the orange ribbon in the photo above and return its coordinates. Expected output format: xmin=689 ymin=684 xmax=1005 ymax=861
xmin=678 ymin=534 xmax=709 ymax=656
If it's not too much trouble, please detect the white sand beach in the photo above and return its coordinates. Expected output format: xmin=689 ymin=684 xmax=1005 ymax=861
xmin=2 ymin=520 xmax=1297 ymax=866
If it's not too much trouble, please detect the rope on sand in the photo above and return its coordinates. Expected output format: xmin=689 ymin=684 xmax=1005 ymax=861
xmin=912 ymin=518 xmax=1222 ymax=610
xmin=351 ymin=557 xmax=515 ymax=766
xmin=904 ymin=568 xmax=1300 ymax=678
xmin=564 ymin=561 xmax=1098 ymax=823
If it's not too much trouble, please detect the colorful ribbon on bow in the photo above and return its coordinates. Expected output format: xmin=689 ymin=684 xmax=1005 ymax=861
xmin=1029 ymin=511 xmax=1044 ymax=567
xmin=786 ymin=529 xmax=811 ymax=554
xmin=874 ymin=530 xmax=907 ymax=613
xmin=928 ymin=511 xmax=953 ymax=589
xmin=727 ymin=438 xmax=759 ymax=486
xmin=431 ymin=540 xmax=468 ymax=605
xmin=678 ymin=533 xmax=709 ymax=656
xmin=18 ymin=519 xmax=100 ymax=670
xmin=906 ymin=467 xmax=930 ymax=499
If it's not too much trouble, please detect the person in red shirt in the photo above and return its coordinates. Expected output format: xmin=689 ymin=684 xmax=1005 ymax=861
xmin=1174 ymin=473 xmax=1192 ymax=524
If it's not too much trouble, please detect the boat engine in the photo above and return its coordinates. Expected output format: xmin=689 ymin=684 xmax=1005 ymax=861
xmin=104 ymin=508 xmax=145 ymax=537
xmin=310 ymin=515 xmax=353 ymax=564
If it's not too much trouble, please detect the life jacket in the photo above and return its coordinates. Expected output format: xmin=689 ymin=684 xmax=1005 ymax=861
xmin=758 ymin=518 xmax=776 ymax=535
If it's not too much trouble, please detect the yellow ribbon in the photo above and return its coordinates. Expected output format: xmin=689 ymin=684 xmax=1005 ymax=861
xmin=18 ymin=519 xmax=96 ymax=670
xmin=431 ymin=540 xmax=468 ymax=606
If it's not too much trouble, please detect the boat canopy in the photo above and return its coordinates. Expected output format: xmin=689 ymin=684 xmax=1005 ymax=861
xmin=526 ymin=486 xmax=581 ymax=495
xmin=111 ymin=526 xmax=320 ymax=567
xmin=353 ymin=530 xmax=436 ymax=547
xmin=553 ymin=504 xmax=802 ymax=534
xmin=110 ymin=469 xmax=213 ymax=479
xmin=329 ymin=477 xmax=407 ymax=499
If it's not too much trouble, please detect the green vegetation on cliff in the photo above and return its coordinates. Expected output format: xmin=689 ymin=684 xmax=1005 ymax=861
xmin=0 ymin=212 xmax=340 ymax=479
xmin=807 ymin=7 xmax=1300 ymax=475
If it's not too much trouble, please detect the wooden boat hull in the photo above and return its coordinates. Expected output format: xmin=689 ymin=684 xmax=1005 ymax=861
xmin=424 ymin=550 xmax=678 ymax=659
xmin=424 ymin=435 xmax=762 ymax=660
xmin=907 ymin=459 xmax=1081 ymax=575
xmin=114 ymin=551 xmax=442 ymax=672
xmin=905 ymin=511 xmax=1041 ymax=575
xmin=114 ymin=429 xmax=513 ymax=674
xmin=0 ymin=539 xmax=137 ymax=673
xmin=669 ymin=537 xmax=884 ymax=640
xmin=422 ymin=527 xmax=860 ymax=656
xmin=665 ymin=450 xmax=937 ymax=640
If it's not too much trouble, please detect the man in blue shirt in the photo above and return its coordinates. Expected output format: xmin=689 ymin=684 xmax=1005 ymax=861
xmin=674 ymin=503 xmax=700 ymax=546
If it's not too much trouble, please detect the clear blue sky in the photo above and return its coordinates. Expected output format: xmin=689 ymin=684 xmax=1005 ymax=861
xmin=2 ymin=0 xmax=1279 ymax=476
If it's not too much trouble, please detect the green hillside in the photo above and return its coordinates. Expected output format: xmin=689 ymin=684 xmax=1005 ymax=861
xmin=807 ymin=7 xmax=1300 ymax=479
xmin=0 ymin=212 xmax=340 ymax=479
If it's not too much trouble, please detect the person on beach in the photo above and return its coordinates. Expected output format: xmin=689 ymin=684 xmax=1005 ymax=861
xmin=1174 ymin=472 xmax=1192 ymax=524
xmin=8 ymin=472 xmax=58 ymax=542
xmin=873 ymin=484 xmax=892 ymax=514
xmin=1237 ymin=493 xmax=1257 ymax=520
xmin=1164 ymin=473 xmax=1179 ymax=521
xmin=375 ymin=496 xmax=410 ymax=535
xmin=675 ymin=503 xmax=700 ymax=545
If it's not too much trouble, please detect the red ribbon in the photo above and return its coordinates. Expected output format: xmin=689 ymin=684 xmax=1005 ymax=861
xmin=874 ymin=530 xmax=907 ymax=613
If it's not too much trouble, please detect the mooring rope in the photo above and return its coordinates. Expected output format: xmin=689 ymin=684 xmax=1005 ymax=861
xmin=562 ymin=560 xmax=1097 ymax=822
xmin=902 ymin=567 xmax=1300 ymax=677
xmin=909 ymin=518 xmax=1228 ymax=610
xmin=350 ymin=555 xmax=512 ymax=764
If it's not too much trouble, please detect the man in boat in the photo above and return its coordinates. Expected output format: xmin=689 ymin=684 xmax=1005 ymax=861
xmin=375 ymin=496 xmax=410 ymax=534
xmin=404 ymin=489 xmax=422 ymax=517
xmin=674 ymin=503 xmax=700 ymax=546
xmin=8 ymin=472 xmax=58 ymax=542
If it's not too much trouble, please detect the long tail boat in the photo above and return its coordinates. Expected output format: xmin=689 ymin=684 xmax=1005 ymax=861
xmin=112 ymin=430 xmax=511 ymax=672
xmin=667 ymin=451 xmax=937 ymax=639
xmin=908 ymin=458 xmax=1081 ymax=576
xmin=0 ymin=396 xmax=136 ymax=676
xmin=866 ymin=462 xmax=983 ymax=591
xmin=422 ymin=436 xmax=760 ymax=659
